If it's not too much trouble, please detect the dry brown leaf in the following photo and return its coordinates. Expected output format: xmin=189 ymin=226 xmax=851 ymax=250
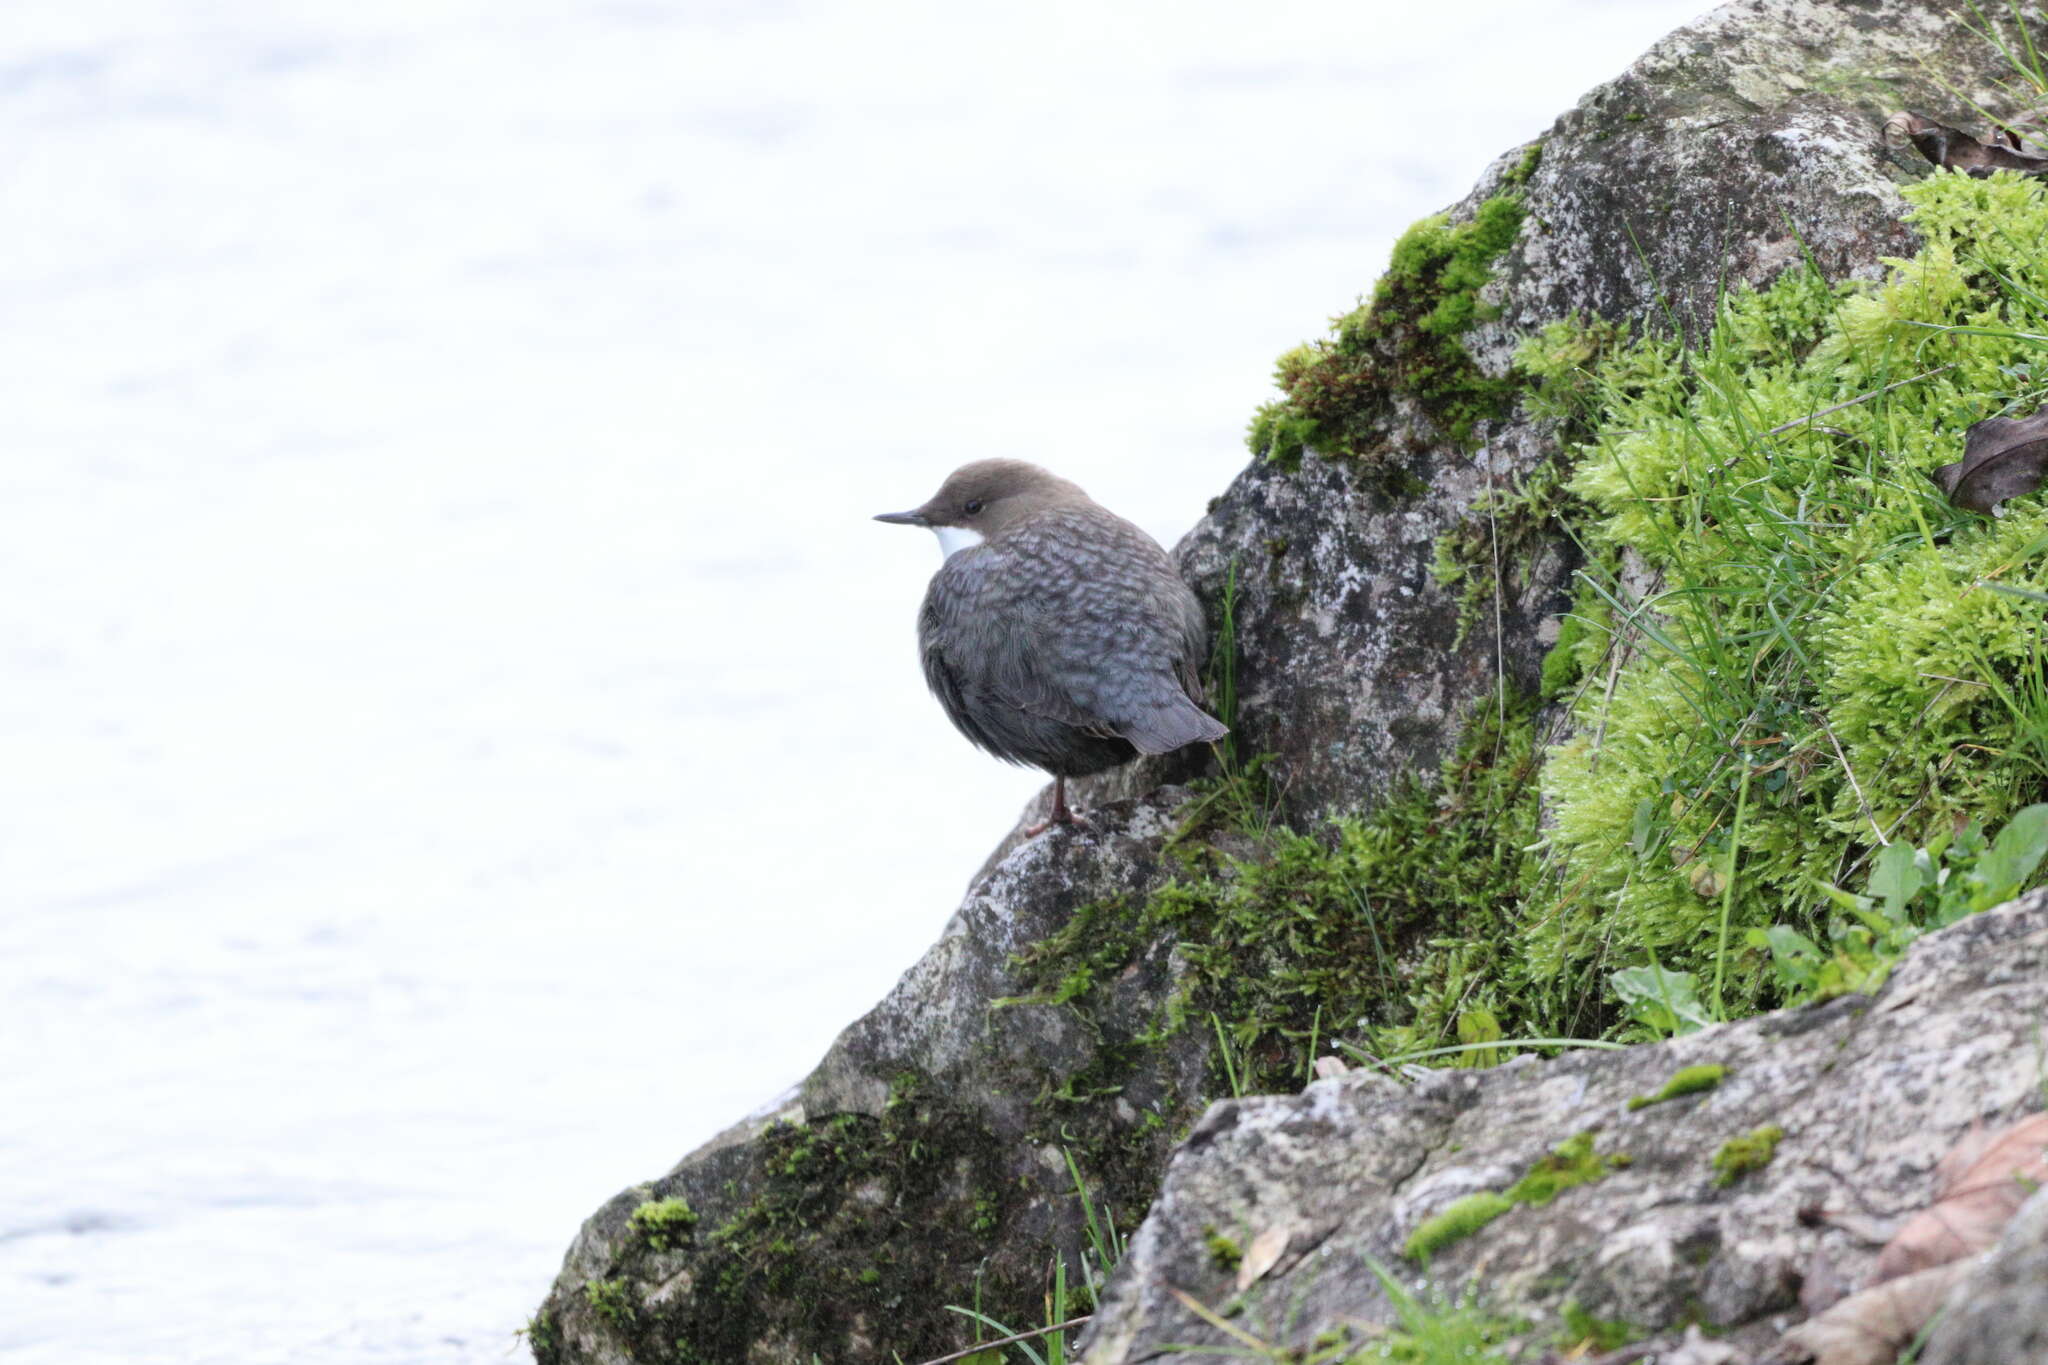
xmin=1766 ymin=1260 xmax=1973 ymax=1365
xmin=1932 ymin=410 xmax=2048 ymax=516
xmin=1873 ymin=1111 xmax=2048 ymax=1282
xmin=1886 ymin=111 xmax=2048 ymax=177
xmin=1233 ymin=1224 xmax=1291 ymax=1291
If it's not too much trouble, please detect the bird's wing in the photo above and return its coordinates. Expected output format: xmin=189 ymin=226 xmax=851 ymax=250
xmin=921 ymin=514 xmax=1227 ymax=755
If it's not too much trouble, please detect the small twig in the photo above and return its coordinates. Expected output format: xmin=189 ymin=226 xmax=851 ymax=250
xmin=1814 ymin=708 xmax=1887 ymax=846
xmin=1764 ymin=364 xmax=1956 ymax=437
xmin=913 ymin=1316 xmax=1093 ymax=1365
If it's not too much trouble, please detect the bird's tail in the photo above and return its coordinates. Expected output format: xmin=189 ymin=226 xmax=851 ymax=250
xmin=1119 ymin=695 xmax=1230 ymax=755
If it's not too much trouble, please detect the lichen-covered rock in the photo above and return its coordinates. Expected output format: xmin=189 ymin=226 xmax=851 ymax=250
xmin=533 ymin=3 xmax=2047 ymax=1361
xmin=1078 ymin=889 xmax=2048 ymax=1362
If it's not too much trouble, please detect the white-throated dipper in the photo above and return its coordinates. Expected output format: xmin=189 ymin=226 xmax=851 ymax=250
xmin=875 ymin=459 xmax=1227 ymax=834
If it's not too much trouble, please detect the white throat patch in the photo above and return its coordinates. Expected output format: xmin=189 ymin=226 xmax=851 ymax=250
xmin=932 ymin=525 xmax=986 ymax=561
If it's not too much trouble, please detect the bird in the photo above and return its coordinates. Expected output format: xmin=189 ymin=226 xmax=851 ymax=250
xmin=874 ymin=459 xmax=1228 ymax=835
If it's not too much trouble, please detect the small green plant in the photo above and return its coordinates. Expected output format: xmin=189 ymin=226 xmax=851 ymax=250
xmin=1712 ymin=1124 xmax=1785 ymax=1187
xmin=1628 ymin=1064 xmax=1727 ymax=1111
xmin=627 ymin=1195 xmax=700 ymax=1252
xmin=1610 ymin=965 xmax=1712 ymax=1038
xmin=1361 ymin=1258 xmax=1521 ymax=1363
xmin=1752 ymin=804 xmax=2048 ymax=1003
xmin=1204 ymin=1225 xmax=1244 ymax=1270
xmin=583 ymin=1276 xmax=635 ymax=1330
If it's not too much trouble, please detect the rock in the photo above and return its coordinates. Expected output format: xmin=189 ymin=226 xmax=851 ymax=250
xmin=1077 ymin=890 xmax=2048 ymax=1362
xmin=1918 ymin=1185 xmax=2048 ymax=1365
xmin=531 ymin=2 xmax=2044 ymax=1361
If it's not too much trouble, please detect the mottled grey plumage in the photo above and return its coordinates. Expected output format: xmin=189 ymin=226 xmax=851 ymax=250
xmin=875 ymin=459 xmax=1227 ymax=829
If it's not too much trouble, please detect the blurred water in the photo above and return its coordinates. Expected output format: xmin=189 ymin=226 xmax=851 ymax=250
xmin=1 ymin=2 xmax=1707 ymax=1361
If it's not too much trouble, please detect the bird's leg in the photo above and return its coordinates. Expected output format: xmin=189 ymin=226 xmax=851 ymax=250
xmin=1023 ymin=776 xmax=1089 ymax=838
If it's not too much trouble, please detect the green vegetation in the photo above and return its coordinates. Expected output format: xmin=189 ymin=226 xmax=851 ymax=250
xmin=1010 ymin=686 xmax=1546 ymax=1102
xmin=1756 ymin=803 xmax=2048 ymax=1002
xmin=1204 ymin=1225 xmax=1244 ymax=1270
xmin=583 ymin=1277 xmax=634 ymax=1330
xmin=1503 ymin=1131 xmax=1626 ymax=1205
xmin=1628 ymin=1064 xmax=1727 ymax=1110
xmin=1559 ymin=1300 xmax=1639 ymax=1353
xmin=1247 ymin=160 xmax=1537 ymax=470
xmin=1402 ymin=1192 xmax=1515 ymax=1262
xmin=1536 ymin=173 xmax=2048 ymax=1022
xmin=1406 ymin=1132 xmax=1624 ymax=1261
xmin=627 ymin=1196 xmax=699 ymax=1252
xmin=1712 ymin=1124 xmax=1785 ymax=1187
xmin=1359 ymin=1259 xmax=1524 ymax=1363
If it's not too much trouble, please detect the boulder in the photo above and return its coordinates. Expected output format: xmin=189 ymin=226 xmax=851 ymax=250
xmin=1079 ymin=888 xmax=2048 ymax=1361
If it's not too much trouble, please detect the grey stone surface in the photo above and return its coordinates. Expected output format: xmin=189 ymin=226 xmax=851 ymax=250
xmin=1078 ymin=890 xmax=2048 ymax=1363
xmin=532 ymin=3 xmax=2048 ymax=1361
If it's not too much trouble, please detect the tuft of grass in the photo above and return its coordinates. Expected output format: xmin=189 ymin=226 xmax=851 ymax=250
xmin=1362 ymin=1259 xmax=1522 ymax=1362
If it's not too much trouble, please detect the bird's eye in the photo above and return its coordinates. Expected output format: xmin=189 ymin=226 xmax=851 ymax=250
xmin=963 ymin=499 xmax=984 ymax=515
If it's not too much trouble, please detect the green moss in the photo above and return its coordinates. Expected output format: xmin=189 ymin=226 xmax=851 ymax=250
xmin=1503 ymin=140 xmax=1543 ymax=188
xmin=626 ymin=1195 xmax=700 ymax=1252
xmin=1712 ymin=1124 xmax=1784 ymax=1187
xmin=1503 ymin=1131 xmax=1623 ymax=1206
xmin=583 ymin=1277 xmax=635 ymax=1330
xmin=1404 ymin=1191 xmax=1514 ymax=1261
xmin=1628 ymin=1064 xmax=1727 ymax=1111
xmin=1204 ymin=1226 xmax=1244 ymax=1270
xmin=1246 ymin=183 xmax=1533 ymax=469
xmin=1530 ymin=172 xmax=2048 ymax=1019
xmin=1013 ymin=688 xmax=1549 ymax=1099
xmin=1402 ymin=1132 xmax=1622 ymax=1263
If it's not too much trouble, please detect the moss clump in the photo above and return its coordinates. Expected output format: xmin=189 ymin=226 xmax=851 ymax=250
xmin=1628 ymin=1064 xmax=1727 ymax=1111
xmin=1404 ymin=1191 xmax=1515 ymax=1261
xmin=626 ymin=1195 xmax=699 ymax=1251
xmin=1247 ymin=186 xmax=1531 ymax=470
xmin=1504 ymin=1131 xmax=1624 ymax=1206
xmin=582 ymin=1277 xmax=634 ymax=1330
xmin=1713 ymin=1124 xmax=1784 ymax=1187
xmin=561 ymin=1075 xmax=1065 ymax=1365
xmin=1531 ymin=172 xmax=2048 ymax=1018
xmin=1404 ymin=1132 xmax=1622 ymax=1262
xmin=1204 ymin=1226 xmax=1243 ymax=1270
xmin=1012 ymin=688 xmax=1548 ymax=1100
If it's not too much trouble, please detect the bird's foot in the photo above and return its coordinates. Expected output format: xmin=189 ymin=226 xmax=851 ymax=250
xmin=1022 ymin=809 xmax=1091 ymax=839
xmin=1024 ymin=778 xmax=1090 ymax=838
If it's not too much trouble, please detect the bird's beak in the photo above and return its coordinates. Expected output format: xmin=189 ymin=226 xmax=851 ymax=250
xmin=873 ymin=509 xmax=929 ymax=527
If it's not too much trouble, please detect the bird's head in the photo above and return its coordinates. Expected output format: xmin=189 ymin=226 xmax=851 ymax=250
xmin=873 ymin=459 xmax=1084 ymax=560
